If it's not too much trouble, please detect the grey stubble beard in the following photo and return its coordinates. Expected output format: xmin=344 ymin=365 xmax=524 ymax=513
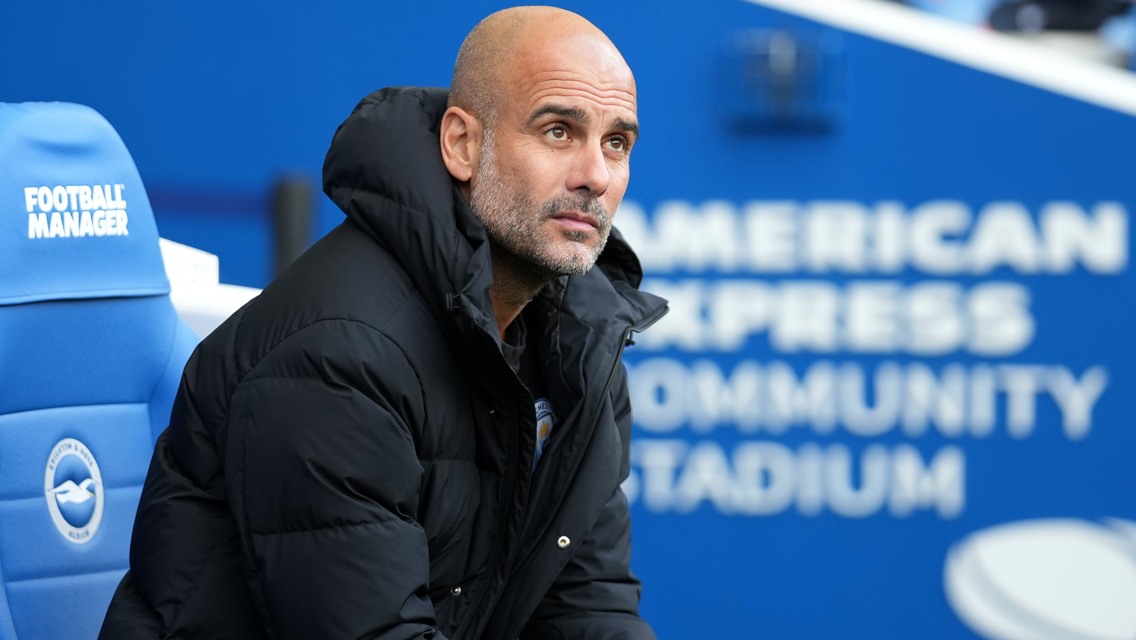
xmin=469 ymin=127 xmax=612 ymax=280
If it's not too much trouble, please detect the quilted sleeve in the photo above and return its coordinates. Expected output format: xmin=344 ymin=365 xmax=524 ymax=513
xmin=225 ymin=319 xmax=447 ymax=640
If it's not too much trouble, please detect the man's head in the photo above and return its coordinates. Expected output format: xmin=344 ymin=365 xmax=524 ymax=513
xmin=440 ymin=6 xmax=638 ymax=279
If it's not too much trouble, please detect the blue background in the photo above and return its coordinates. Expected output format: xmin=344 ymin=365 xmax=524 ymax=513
xmin=5 ymin=1 xmax=1134 ymax=638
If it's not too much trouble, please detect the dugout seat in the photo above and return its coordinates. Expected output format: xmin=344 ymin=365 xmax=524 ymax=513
xmin=0 ymin=102 xmax=198 ymax=640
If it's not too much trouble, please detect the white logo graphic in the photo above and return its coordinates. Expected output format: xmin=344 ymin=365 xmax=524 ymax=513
xmin=22 ymin=184 xmax=129 ymax=239
xmin=44 ymin=438 xmax=104 ymax=544
xmin=945 ymin=518 xmax=1136 ymax=640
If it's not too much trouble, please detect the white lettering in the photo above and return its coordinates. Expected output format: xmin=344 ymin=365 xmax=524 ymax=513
xmin=24 ymin=187 xmax=38 ymax=213
xmin=765 ymin=361 xmax=837 ymax=434
xmin=745 ymin=201 xmax=797 ymax=271
xmin=908 ymin=201 xmax=971 ymax=274
xmin=636 ymin=440 xmax=688 ymax=512
xmin=618 ymin=198 xmax=1126 ymax=275
xmin=732 ymin=442 xmax=796 ymax=515
xmin=889 ymin=445 xmax=965 ymax=518
xmin=906 ymin=282 xmax=965 ymax=355
xmin=968 ymin=202 xmax=1040 ymax=273
xmin=773 ymin=282 xmax=839 ymax=352
xmin=903 ymin=363 xmax=966 ymax=438
xmin=79 ymin=211 xmax=94 ymax=237
xmin=623 ymin=201 xmax=739 ymax=272
xmin=796 ymin=443 xmax=825 ymax=516
xmin=28 ymin=213 xmax=49 ymax=238
xmin=640 ymin=279 xmax=1034 ymax=356
xmin=967 ymin=282 xmax=1034 ymax=356
xmin=63 ymin=211 xmax=80 ymax=237
xmin=49 ymin=212 xmax=64 ymax=238
xmin=37 ymin=186 xmax=52 ymax=212
xmin=674 ymin=442 xmax=735 ymax=513
xmin=626 ymin=359 xmax=1106 ymax=441
xmin=825 ymin=444 xmax=889 ymax=518
xmin=1041 ymin=201 xmax=1127 ymax=274
xmin=91 ymin=185 xmax=108 ymax=211
xmin=690 ymin=360 xmax=762 ymax=433
xmin=872 ymin=201 xmax=906 ymax=272
xmin=845 ymin=281 xmax=901 ymax=352
xmin=708 ymin=281 xmax=773 ymax=350
xmin=52 ymin=186 xmax=68 ymax=212
xmin=627 ymin=358 xmax=689 ymax=433
xmin=65 ymin=185 xmax=80 ymax=211
xmin=639 ymin=279 xmax=704 ymax=351
xmin=840 ymin=363 xmax=902 ymax=437
xmin=969 ymin=364 xmax=997 ymax=438
xmin=629 ymin=440 xmax=966 ymax=519
xmin=999 ymin=365 xmax=1047 ymax=438
xmin=806 ymin=201 xmax=869 ymax=272
xmin=1046 ymin=366 xmax=1108 ymax=440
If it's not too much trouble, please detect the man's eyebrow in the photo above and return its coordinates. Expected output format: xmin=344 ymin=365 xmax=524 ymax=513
xmin=527 ymin=104 xmax=590 ymax=126
xmin=612 ymin=118 xmax=640 ymax=140
xmin=528 ymin=104 xmax=640 ymax=141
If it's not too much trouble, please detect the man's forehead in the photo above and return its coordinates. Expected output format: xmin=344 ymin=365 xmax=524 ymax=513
xmin=505 ymin=34 xmax=637 ymax=121
xmin=523 ymin=75 xmax=636 ymax=116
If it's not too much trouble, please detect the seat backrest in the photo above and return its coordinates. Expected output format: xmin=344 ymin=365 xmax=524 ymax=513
xmin=0 ymin=103 xmax=199 ymax=640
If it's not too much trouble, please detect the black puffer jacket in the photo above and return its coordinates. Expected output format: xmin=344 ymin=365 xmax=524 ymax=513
xmin=100 ymin=86 xmax=667 ymax=640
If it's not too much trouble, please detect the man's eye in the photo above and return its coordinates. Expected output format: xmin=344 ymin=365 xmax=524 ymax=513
xmin=548 ymin=127 xmax=567 ymax=140
xmin=607 ymin=137 xmax=627 ymax=151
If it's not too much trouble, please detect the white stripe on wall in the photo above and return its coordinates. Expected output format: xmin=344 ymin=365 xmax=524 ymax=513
xmin=744 ymin=0 xmax=1136 ymax=117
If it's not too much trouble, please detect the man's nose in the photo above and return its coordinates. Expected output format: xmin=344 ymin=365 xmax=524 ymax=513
xmin=567 ymin=140 xmax=610 ymax=196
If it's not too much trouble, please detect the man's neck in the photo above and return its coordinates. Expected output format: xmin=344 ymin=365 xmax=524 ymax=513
xmin=488 ymin=244 xmax=555 ymax=341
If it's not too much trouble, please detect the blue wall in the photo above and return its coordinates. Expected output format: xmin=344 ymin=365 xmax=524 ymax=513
xmin=3 ymin=0 xmax=651 ymax=285
xmin=6 ymin=2 xmax=1135 ymax=638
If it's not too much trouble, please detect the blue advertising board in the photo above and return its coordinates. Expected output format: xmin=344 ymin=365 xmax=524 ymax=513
xmin=4 ymin=0 xmax=1135 ymax=637
xmin=615 ymin=1 xmax=1136 ymax=638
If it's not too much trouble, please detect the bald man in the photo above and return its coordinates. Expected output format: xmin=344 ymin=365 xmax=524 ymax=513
xmin=100 ymin=7 xmax=666 ymax=640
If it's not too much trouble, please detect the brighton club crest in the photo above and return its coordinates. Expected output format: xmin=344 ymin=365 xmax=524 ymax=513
xmin=44 ymin=438 xmax=104 ymax=544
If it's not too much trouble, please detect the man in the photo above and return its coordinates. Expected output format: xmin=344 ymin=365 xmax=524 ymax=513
xmin=101 ymin=6 xmax=666 ymax=640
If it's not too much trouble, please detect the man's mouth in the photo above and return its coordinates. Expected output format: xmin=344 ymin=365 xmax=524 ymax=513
xmin=550 ymin=211 xmax=599 ymax=232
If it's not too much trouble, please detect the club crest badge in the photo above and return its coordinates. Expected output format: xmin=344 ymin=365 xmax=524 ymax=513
xmin=533 ymin=398 xmax=558 ymax=471
xmin=44 ymin=438 xmax=104 ymax=544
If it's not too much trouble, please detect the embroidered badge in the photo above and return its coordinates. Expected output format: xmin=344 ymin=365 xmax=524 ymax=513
xmin=533 ymin=398 xmax=557 ymax=470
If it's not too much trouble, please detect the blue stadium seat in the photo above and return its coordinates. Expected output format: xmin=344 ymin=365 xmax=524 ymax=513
xmin=0 ymin=103 xmax=198 ymax=640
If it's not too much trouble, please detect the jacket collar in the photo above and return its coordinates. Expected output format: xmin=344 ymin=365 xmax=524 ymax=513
xmin=322 ymin=86 xmax=665 ymax=369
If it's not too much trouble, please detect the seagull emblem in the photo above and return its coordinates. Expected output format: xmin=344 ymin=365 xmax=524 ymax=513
xmin=49 ymin=478 xmax=100 ymax=505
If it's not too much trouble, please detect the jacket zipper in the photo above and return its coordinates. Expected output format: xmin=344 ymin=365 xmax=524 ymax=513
xmin=453 ymin=302 xmax=666 ymax=639
xmin=453 ymin=334 xmax=524 ymax=640
xmin=509 ymin=303 xmax=668 ymax=577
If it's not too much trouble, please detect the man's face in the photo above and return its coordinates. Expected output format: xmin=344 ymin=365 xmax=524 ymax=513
xmin=469 ymin=32 xmax=638 ymax=276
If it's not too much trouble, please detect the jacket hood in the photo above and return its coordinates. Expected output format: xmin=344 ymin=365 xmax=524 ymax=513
xmin=322 ymin=86 xmax=665 ymax=351
xmin=323 ymin=87 xmax=494 ymax=332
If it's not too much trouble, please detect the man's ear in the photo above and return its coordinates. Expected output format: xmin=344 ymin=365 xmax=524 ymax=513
xmin=440 ymin=106 xmax=481 ymax=186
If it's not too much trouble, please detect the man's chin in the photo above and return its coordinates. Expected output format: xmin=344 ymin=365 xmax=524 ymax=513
xmin=541 ymin=241 xmax=603 ymax=275
xmin=561 ymin=230 xmax=593 ymax=244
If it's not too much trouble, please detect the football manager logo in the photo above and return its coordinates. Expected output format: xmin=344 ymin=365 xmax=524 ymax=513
xmin=44 ymin=438 xmax=104 ymax=544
